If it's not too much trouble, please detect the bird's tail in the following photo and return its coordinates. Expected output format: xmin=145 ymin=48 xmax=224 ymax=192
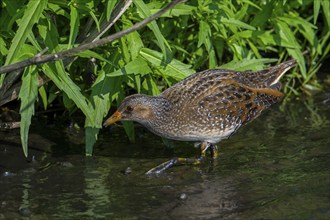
xmin=268 ymin=58 xmax=297 ymax=87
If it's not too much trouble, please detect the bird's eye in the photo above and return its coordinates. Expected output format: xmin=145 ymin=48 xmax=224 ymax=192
xmin=126 ymin=105 xmax=134 ymax=111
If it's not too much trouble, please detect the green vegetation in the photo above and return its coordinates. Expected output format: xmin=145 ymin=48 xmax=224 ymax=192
xmin=0 ymin=0 xmax=329 ymax=156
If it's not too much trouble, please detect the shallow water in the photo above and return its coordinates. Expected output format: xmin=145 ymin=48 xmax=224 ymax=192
xmin=0 ymin=96 xmax=329 ymax=219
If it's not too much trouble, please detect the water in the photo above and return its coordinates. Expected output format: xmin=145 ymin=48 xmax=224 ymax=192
xmin=0 ymin=96 xmax=329 ymax=219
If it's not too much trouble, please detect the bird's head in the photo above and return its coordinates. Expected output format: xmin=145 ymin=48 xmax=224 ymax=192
xmin=103 ymin=94 xmax=164 ymax=127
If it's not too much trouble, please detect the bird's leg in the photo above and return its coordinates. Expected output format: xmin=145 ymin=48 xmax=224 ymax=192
xmin=200 ymin=142 xmax=218 ymax=158
xmin=145 ymin=142 xmax=216 ymax=175
xmin=200 ymin=142 xmax=211 ymax=157
xmin=145 ymin=157 xmax=202 ymax=175
xmin=210 ymin=145 xmax=218 ymax=159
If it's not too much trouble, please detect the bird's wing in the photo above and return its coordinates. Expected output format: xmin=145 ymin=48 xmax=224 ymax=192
xmin=192 ymin=79 xmax=284 ymax=126
xmin=160 ymin=68 xmax=234 ymax=105
xmin=160 ymin=68 xmax=284 ymax=125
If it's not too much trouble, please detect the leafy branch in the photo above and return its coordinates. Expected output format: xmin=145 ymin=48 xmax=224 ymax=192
xmin=0 ymin=0 xmax=185 ymax=74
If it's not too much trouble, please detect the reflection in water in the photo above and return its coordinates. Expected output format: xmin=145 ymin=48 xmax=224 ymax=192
xmin=20 ymin=176 xmax=31 ymax=217
xmin=144 ymin=174 xmax=240 ymax=220
xmin=0 ymin=96 xmax=329 ymax=219
xmin=83 ymin=158 xmax=111 ymax=218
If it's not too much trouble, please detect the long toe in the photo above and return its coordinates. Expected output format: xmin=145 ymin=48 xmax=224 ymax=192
xmin=145 ymin=157 xmax=203 ymax=175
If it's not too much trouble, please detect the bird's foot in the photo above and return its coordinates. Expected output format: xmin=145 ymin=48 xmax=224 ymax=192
xmin=145 ymin=142 xmax=219 ymax=175
xmin=145 ymin=157 xmax=202 ymax=175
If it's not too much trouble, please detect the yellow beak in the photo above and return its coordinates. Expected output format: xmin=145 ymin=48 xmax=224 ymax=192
xmin=103 ymin=111 xmax=122 ymax=127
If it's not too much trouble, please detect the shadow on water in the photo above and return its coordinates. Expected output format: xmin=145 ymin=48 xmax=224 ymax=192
xmin=0 ymin=94 xmax=329 ymax=219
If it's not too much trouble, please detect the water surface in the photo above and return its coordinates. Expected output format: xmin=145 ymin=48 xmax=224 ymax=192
xmin=0 ymin=96 xmax=329 ymax=219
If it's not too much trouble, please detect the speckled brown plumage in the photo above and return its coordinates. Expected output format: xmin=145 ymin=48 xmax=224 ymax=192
xmin=103 ymin=59 xmax=296 ymax=173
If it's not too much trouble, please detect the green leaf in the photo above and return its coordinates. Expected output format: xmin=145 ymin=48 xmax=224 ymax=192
xmin=85 ymin=64 xmax=129 ymax=155
xmin=122 ymin=17 xmax=144 ymax=59
xmin=278 ymin=15 xmax=317 ymax=46
xmin=134 ymin=0 xmax=171 ymax=56
xmin=321 ymin=0 xmax=330 ymax=28
xmin=134 ymin=74 xmax=141 ymax=93
xmin=250 ymin=0 xmax=275 ymax=28
xmin=221 ymin=17 xmax=256 ymax=31
xmin=37 ymin=17 xmax=60 ymax=52
xmin=5 ymin=0 xmax=48 ymax=65
xmin=106 ymin=0 xmax=117 ymax=21
xmin=142 ymin=75 xmax=161 ymax=95
xmin=118 ymin=90 xmax=135 ymax=142
xmin=286 ymin=48 xmax=306 ymax=79
xmin=42 ymin=62 xmax=95 ymax=124
xmin=122 ymin=121 xmax=135 ymax=143
xmin=86 ymin=71 xmax=111 ymax=127
xmin=313 ymin=0 xmax=320 ymax=24
xmin=220 ymin=58 xmax=278 ymax=71
xmin=139 ymin=48 xmax=195 ymax=80
xmin=98 ymin=61 xmax=124 ymax=102
xmin=240 ymin=0 xmax=262 ymax=10
xmin=38 ymin=85 xmax=48 ymax=110
xmin=198 ymin=21 xmax=211 ymax=48
xmin=2 ymin=0 xmax=19 ymax=15
xmin=48 ymin=2 xmax=69 ymax=17
xmin=76 ymin=50 xmax=114 ymax=65
xmin=1 ymin=44 xmax=37 ymax=89
xmin=62 ymin=92 xmax=76 ymax=110
xmin=118 ymin=29 xmax=131 ymax=63
xmin=198 ymin=21 xmax=216 ymax=68
xmin=27 ymin=32 xmax=42 ymax=52
xmin=320 ymin=32 xmax=330 ymax=59
xmin=85 ymin=127 xmax=99 ymax=156
xmin=275 ymin=20 xmax=301 ymax=49
xmin=68 ymin=4 xmax=79 ymax=49
xmin=76 ymin=4 xmax=100 ymax=32
xmin=19 ymin=66 xmax=38 ymax=157
xmin=149 ymin=4 xmax=196 ymax=17
xmin=106 ymin=57 xmax=151 ymax=77
xmin=275 ymin=20 xmax=306 ymax=77
xmin=247 ymin=39 xmax=262 ymax=59
xmin=0 ymin=37 xmax=8 ymax=57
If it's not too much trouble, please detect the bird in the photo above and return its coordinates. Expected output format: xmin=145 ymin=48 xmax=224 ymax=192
xmin=103 ymin=59 xmax=297 ymax=174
